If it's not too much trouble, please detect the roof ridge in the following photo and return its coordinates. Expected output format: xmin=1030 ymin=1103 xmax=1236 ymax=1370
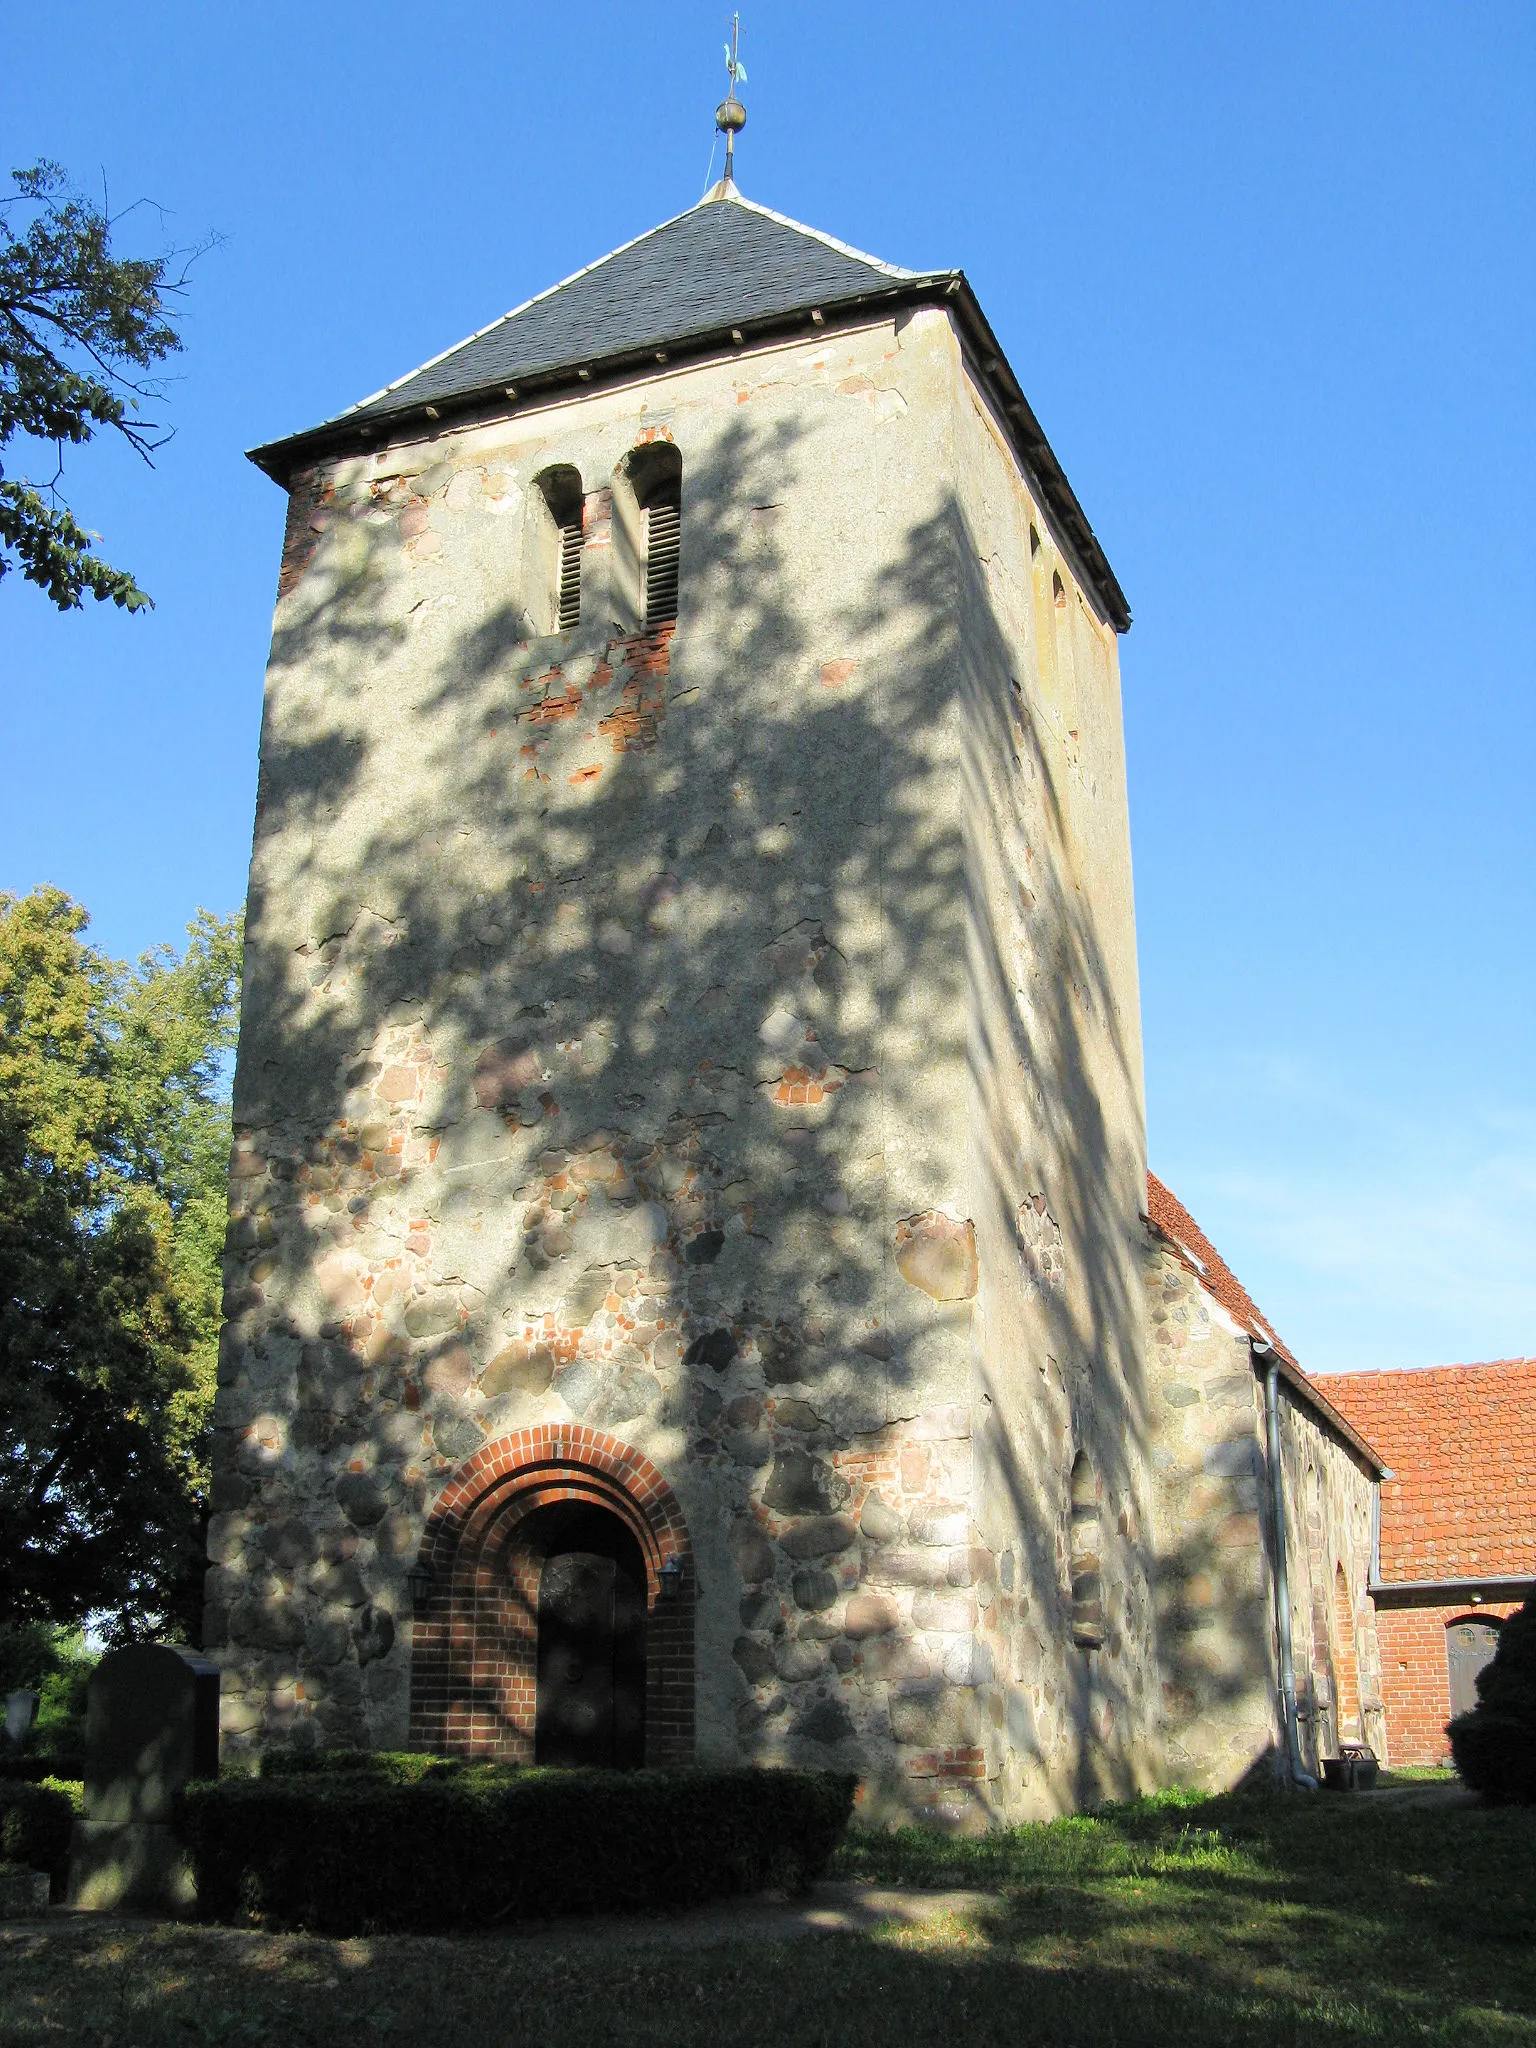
xmin=724 ymin=191 xmax=917 ymax=281
xmin=1319 ymin=1358 xmax=1536 ymax=1379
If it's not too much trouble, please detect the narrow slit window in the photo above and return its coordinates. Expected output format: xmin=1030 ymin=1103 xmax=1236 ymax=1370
xmin=1069 ymin=1450 xmax=1103 ymax=1649
xmin=643 ymin=490 xmax=681 ymax=627
xmin=1332 ymin=1564 xmax=1361 ymax=1741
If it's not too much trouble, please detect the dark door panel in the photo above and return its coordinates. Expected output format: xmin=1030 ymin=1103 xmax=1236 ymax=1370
xmin=1446 ymin=1618 xmax=1501 ymax=1721
xmin=534 ymin=1538 xmax=648 ymax=1767
xmin=536 ymin=1552 xmax=616 ymax=1766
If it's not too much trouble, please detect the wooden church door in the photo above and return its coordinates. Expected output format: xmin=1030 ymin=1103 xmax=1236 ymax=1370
xmin=1446 ymin=1617 xmax=1501 ymax=1721
xmin=534 ymin=1546 xmax=646 ymax=1767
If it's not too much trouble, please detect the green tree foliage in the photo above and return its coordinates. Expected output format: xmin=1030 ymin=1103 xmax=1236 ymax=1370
xmin=0 ymin=887 xmax=242 ymax=1639
xmin=1448 ymin=1602 xmax=1536 ymax=1804
xmin=0 ymin=161 xmax=201 ymax=612
xmin=0 ymin=1620 xmax=92 ymax=1763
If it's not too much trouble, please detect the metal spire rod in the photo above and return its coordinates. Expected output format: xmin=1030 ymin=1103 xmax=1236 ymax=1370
xmin=716 ymin=13 xmax=747 ymax=189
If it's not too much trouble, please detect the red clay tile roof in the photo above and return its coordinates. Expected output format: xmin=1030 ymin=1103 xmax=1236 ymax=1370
xmin=1147 ymin=1172 xmax=1298 ymax=1366
xmin=1145 ymin=1172 xmax=1386 ymax=1474
xmin=1319 ymin=1362 xmax=1536 ymax=1586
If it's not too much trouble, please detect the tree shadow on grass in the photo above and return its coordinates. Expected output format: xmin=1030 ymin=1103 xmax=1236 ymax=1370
xmin=845 ymin=1786 xmax=1536 ymax=2024
xmin=5 ymin=1854 xmax=1531 ymax=2048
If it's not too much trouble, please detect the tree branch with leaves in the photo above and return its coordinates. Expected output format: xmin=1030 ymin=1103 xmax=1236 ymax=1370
xmin=0 ymin=887 xmax=243 ymax=1638
xmin=0 ymin=161 xmax=208 ymax=613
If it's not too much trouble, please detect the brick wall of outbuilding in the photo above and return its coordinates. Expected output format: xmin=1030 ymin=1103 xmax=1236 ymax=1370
xmin=1372 ymin=1598 xmax=1521 ymax=1765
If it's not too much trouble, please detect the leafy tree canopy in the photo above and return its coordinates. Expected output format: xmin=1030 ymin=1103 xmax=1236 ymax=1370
xmin=0 ymin=887 xmax=242 ymax=1639
xmin=0 ymin=161 xmax=203 ymax=613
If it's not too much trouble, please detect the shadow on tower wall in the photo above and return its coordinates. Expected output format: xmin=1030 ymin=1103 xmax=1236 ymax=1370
xmin=211 ymin=395 xmax=1198 ymax=1811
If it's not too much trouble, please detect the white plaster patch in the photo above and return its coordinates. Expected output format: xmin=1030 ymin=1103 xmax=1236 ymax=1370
xmin=759 ymin=1006 xmax=806 ymax=1055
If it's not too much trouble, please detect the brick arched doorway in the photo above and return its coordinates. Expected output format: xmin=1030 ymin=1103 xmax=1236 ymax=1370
xmin=407 ymin=1426 xmax=694 ymax=1765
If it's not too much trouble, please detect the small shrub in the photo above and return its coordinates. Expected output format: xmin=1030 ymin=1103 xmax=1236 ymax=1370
xmin=1448 ymin=1602 xmax=1536 ymax=1804
xmin=182 ymin=1765 xmax=856 ymax=1933
xmin=0 ymin=1780 xmax=76 ymax=1897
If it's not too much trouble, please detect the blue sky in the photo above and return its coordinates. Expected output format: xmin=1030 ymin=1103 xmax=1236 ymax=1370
xmin=2 ymin=3 xmax=1532 ymax=1374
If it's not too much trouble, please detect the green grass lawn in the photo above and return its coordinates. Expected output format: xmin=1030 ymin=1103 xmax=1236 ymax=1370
xmin=1 ymin=1788 xmax=1531 ymax=2046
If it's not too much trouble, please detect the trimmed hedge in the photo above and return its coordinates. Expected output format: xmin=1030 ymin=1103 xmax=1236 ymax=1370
xmin=0 ymin=1754 xmax=85 ymax=1783
xmin=1448 ymin=1601 xmax=1536 ymax=1804
xmin=182 ymin=1765 xmax=856 ymax=1933
xmin=259 ymin=1748 xmax=467 ymax=1784
xmin=0 ymin=1780 xmax=77 ymax=1897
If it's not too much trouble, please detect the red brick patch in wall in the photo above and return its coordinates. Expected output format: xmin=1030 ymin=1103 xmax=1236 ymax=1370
xmin=407 ymin=1425 xmax=694 ymax=1765
xmin=277 ymin=470 xmax=326 ymax=598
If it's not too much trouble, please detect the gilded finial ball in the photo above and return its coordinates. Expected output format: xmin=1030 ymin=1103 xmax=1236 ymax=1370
xmin=715 ymin=97 xmax=747 ymax=135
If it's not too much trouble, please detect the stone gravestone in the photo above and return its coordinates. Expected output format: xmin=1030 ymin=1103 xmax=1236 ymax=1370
xmin=69 ymin=1644 xmax=219 ymax=1910
xmin=3 ymin=1690 xmax=38 ymax=1749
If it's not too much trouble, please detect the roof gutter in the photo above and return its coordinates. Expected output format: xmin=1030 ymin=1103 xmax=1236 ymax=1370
xmin=1368 ymin=1574 xmax=1536 ymax=1602
xmin=245 ymin=271 xmax=1131 ymax=634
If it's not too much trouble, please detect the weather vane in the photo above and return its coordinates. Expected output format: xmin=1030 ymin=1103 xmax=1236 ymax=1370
xmin=716 ymin=14 xmax=747 ymax=188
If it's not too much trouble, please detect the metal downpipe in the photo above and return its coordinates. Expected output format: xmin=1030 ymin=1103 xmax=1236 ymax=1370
xmin=1260 ymin=1348 xmax=1318 ymax=1791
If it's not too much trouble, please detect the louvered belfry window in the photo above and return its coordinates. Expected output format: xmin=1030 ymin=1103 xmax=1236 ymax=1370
xmin=534 ymin=465 xmax=583 ymax=635
xmin=556 ymin=513 xmax=583 ymax=630
xmin=642 ymin=487 xmax=681 ymax=628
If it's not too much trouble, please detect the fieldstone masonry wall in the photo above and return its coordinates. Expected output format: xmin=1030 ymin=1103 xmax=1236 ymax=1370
xmin=212 ymin=306 xmax=1154 ymax=1820
xmin=1274 ymin=1388 xmax=1385 ymax=1769
xmin=1143 ymin=1231 xmax=1384 ymax=1785
xmin=1144 ymin=1238 xmax=1277 ymax=1783
xmin=950 ymin=347 xmax=1157 ymax=1814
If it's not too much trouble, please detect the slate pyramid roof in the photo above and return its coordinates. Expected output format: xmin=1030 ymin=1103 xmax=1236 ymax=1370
xmin=249 ymin=187 xmax=1130 ymax=629
xmin=351 ymin=194 xmax=918 ymax=426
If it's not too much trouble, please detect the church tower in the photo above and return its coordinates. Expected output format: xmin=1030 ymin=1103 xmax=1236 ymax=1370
xmin=214 ymin=162 xmax=1154 ymax=1822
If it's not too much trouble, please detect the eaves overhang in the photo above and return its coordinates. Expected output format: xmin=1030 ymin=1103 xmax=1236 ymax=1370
xmin=1368 ymin=1574 xmax=1536 ymax=1604
xmin=1259 ymin=1345 xmax=1391 ymax=1478
xmin=245 ymin=270 xmax=1131 ymax=635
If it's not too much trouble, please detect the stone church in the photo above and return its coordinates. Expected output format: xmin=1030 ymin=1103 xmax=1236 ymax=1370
xmin=210 ymin=171 xmax=1386 ymax=1822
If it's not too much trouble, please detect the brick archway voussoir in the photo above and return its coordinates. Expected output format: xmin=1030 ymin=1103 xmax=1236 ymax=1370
xmin=407 ymin=1423 xmax=696 ymax=1765
xmin=418 ymin=1423 xmax=692 ymax=1582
